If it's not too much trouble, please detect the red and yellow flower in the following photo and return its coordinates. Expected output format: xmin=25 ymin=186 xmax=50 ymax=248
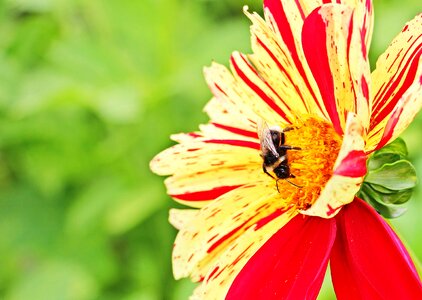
xmin=151 ymin=0 xmax=422 ymax=298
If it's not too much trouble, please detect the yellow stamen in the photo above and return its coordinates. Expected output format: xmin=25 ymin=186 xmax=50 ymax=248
xmin=279 ymin=117 xmax=342 ymax=211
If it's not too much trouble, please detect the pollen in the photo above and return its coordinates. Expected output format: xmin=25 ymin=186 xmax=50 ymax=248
xmin=281 ymin=117 xmax=342 ymax=211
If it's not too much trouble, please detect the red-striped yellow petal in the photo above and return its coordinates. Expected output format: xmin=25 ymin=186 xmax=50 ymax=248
xmin=172 ymin=185 xmax=283 ymax=281
xmin=151 ymin=139 xmax=262 ymax=208
xmin=370 ymin=79 xmax=422 ymax=151
xmin=204 ymin=60 xmax=287 ymax=126
xmin=262 ymin=0 xmax=373 ymax=126
xmin=302 ymin=4 xmax=371 ymax=135
xmin=368 ymin=14 xmax=422 ymax=150
xmin=203 ymin=97 xmax=256 ymax=134
xmin=192 ymin=208 xmax=297 ymax=299
xmin=169 ymin=209 xmax=198 ymax=230
xmin=302 ymin=113 xmax=366 ymax=218
xmin=229 ymin=51 xmax=292 ymax=124
xmin=245 ymin=8 xmax=326 ymax=119
xmin=348 ymin=1 xmax=373 ymax=130
xmin=265 ymin=0 xmax=372 ymax=37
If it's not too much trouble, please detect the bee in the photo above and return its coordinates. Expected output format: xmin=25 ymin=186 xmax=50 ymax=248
xmin=257 ymin=119 xmax=302 ymax=192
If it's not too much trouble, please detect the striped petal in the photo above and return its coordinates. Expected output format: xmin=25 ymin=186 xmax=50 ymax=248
xmin=203 ymin=97 xmax=256 ymax=134
xmin=302 ymin=113 xmax=367 ymax=218
xmin=347 ymin=1 xmax=373 ymax=130
xmin=262 ymin=0 xmax=373 ymax=126
xmin=370 ymin=79 xmax=422 ymax=151
xmin=245 ymin=8 xmax=327 ymax=120
xmin=226 ymin=215 xmax=336 ymax=300
xmin=172 ymin=185 xmax=283 ymax=281
xmin=262 ymin=0 xmax=320 ymax=100
xmin=192 ymin=209 xmax=297 ymax=299
xmin=204 ymin=60 xmax=288 ymax=126
xmin=229 ymin=52 xmax=292 ymax=124
xmin=331 ymin=198 xmax=422 ymax=299
xmin=368 ymin=14 xmax=422 ymax=150
xmin=204 ymin=63 xmax=259 ymax=133
xmin=150 ymin=134 xmax=262 ymax=207
xmin=302 ymin=4 xmax=371 ymax=135
xmin=265 ymin=0 xmax=372 ymax=42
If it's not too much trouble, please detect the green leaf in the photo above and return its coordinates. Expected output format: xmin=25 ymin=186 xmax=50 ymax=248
xmin=365 ymin=160 xmax=417 ymax=190
xmin=379 ymin=189 xmax=413 ymax=205
xmin=361 ymin=190 xmax=408 ymax=219
xmin=369 ymin=183 xmax=397 ymax=194
xmin=364 ymin=184 xmax=413 ymax=205
xmin=374 ymin=137 xmax=408 ymax=157
xmin=367 ymin=153 xmax=401 ymax=171
xmin=359 ymin=186 xmax=408 ymax=219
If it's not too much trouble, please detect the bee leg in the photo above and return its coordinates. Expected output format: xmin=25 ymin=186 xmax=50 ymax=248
xmin=282 ymin=126 xmax=298 ymax=132
xmin=263 ymin=164 xmax=281 ymax=193
xmin=285 ymin=178 xmax=303 ymax=189
xmin=279 ymin=145 xmax=301 ymax=151
xmin=263 ymin=164 xmax=275 ymax=179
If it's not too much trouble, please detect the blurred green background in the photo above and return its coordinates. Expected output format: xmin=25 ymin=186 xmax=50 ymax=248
xmin=0 ymin=0 xmax=420 ymax=299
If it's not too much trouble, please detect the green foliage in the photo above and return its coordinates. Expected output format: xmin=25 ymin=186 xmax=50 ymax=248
xmin=359 ymin=138 xmax=417 ymax=218
xmin=0 ymin=0 xmax=420 ymax=299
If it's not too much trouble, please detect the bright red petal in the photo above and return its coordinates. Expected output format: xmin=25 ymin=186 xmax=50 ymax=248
xmin=331 ymin=198 xmax=422 ymax=299
xmin=226 ymin=214 xmax=336 ymax=299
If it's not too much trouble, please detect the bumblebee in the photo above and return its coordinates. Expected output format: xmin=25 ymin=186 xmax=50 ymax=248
xmin=257 ymin=119 xmax=301 ymax=191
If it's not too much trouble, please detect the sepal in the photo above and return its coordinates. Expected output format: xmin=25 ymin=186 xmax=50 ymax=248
xmin=358 ymin=138 xmax=417 ymax=218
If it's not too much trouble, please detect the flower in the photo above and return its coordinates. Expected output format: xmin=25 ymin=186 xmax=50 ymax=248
xmin=150 ymin=0 xmax=422 ymax=298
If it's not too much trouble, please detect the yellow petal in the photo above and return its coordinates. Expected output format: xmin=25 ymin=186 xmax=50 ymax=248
xmin=198 ymin=123 xmax=258 ymax=143
xmin=348 ymin=1 xmax=373 ymax=130
xmin=368 ymin=79 xmax=422 ymax=152
xmin=204 ymin=61 xmax=284 ymax=126
xmin=245 ymin=8 xmax=326 ymax=120
xmin=368 ymin=13 xmax=422 ymax=150
xmin=203 ymin=97 xmax=256 ymax=133
xmin=151 ymin=139 xmax=263 ymax=208
xmin=228 ymin=51 xmax=291 ymax=125
xmin=169 ymin=209 xmax=198 ymax=230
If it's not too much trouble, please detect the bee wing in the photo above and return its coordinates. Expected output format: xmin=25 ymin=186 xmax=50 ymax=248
xmin=257 ymin=119 xmax=279 ymax=157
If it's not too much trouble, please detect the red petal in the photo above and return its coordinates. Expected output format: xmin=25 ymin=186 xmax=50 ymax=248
xmin=331 ymin=198 xmax=422 ymax=299
xmin=227 ymin=214 xmax=336 ymax=299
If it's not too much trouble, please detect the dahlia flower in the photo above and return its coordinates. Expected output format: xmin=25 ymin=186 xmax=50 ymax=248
xmin=150 ymin=0 xmax=422 ymax=298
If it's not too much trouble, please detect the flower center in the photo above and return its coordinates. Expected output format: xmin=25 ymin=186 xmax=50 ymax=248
xmin=279 ymin=117 xmax=342 ymax=211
